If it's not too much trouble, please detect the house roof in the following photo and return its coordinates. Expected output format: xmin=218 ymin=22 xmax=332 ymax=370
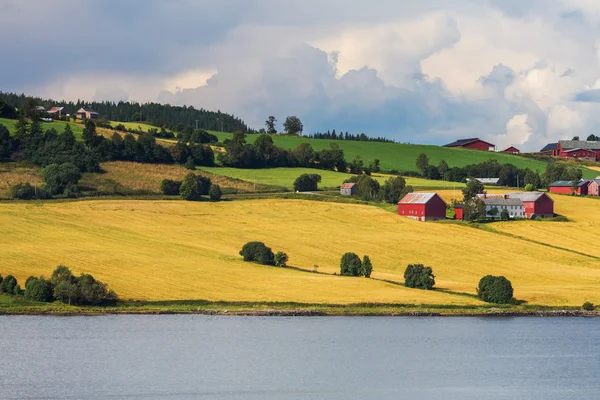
xmin=77 ymin=107 xmax=99 ymax=114
xmin=481 ymin=197 xmax=523 ymax=207
xmin=506 ymin=192 xmax=552 ymax=203
xmin=563 ymin=147 xmax=596 ymax=154
xmin=558 ymin=140 xmax=600 ymax=150
xmin=475 ymin=178 xmax=501 ymax=184
xmin=502 ymin=146 xmax=520 ymax=152
xmin=398 ymin=192 xmax=445 ymax=205
xmin=443 ymin=137 xmax=496 ymax=148
xmin=540 ymin=142 xmax=558 ymax=152
xmin=549 ymin=180 xmax=590 ymax=187
xmin=340 ymin=183 xmax=356 ymax=189
xmin=454 ymin=204 xmax=465 ymax=209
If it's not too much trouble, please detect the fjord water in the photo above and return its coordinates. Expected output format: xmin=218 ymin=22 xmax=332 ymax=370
xmin=0 ymin=316 xmax=598 ymax=399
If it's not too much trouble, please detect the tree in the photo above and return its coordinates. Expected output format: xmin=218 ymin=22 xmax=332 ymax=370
xmin=404 ymin=264 xmax=435 ymax=290
xmin=41 ymin=163 xmax=81 ymax=195
xmin=82 ymin=119 xmax=97 ymax=146
xmin=462 ymin=179 xmax=485 ymax=202
xmin=416 ymin=153 xmax=429 ymax=177
xmin=265 ymin=116 xmax=277 ymax=134
xmin=524 ymin=169 xmax=541 ymax=189
xmin=209 ymin=184 xmax=222 ymax=201
xmin=349 ymin=155 xmax=364 ymax=174
xmin=293 ymin=143 xmax=314 ymax=167
xmin=524 ymin=183 xmax=535 ymax=192
xmin=0 ymin=275 xmax=18 ymax=294
xmin=0 ymin=123 xmax=13 ymax=158
xmin=160 ymin=179 xmax=181 ymax=195
xmin=587 ymin=134 xmax=600 ymax=141
xmin=293 ymin=173 xmax=321 ymax=192
xmin=239 ymin=241 xmax=275 ymax=265
xmin=361 ymin=255 xmax=373 ymax=278
xmin=463 ymin=198 xmax=486 ymax=222
xmin=180 ymin=172 xmax=202 ymax=200
xmin=572 ymin=136 xmax=580 ymax=141
xmin=488 ymin=207 xmax=499 ymax=219
xmin=51 ymin=265 xmax=78 ymax=305
xmin=477 ymin=275 xmax=514 ymax=304
xmin=572 ymin=179 xmax=580 ymax=195
xmin=582 ymin=302 xmax=595 ymax=311
xmin=437 ymin=160 xmax=449 ymax=176
xmin=500 ymin=209 xmax=510 ymax=221
xmin=283 ymin=116 xmax=303 ymax=134
xmin=24 ymin=277 xmax=54 ymax=302
xmin=0 ymin=99 xmax=17 ymax=118
xmin=345 ymin=174 xmax=380 ymax=200
xmin=369 ymin=159 xmax=381 ymax=173
xmin=77 ymin=273 xmax=116 ymax=305
xmin=184 ymin=156 xmax=196 ymax=170
xmin=382 ymin=176 xmax=412 ymax=204
xmin=274 ymin=251 xmax=289 ymax=267
xmin=340 ymin=252 xmax=362 ymax=276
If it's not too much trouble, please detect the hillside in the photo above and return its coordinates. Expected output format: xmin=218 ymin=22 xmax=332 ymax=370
xmin=1 ymin=197 xmax=599 ymax=306
xmin=0 ymin=117 xmax=83 ymax=138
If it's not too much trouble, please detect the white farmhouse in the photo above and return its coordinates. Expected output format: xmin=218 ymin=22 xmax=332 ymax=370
xmin=476 ymin=194 xmax=524 ymax=219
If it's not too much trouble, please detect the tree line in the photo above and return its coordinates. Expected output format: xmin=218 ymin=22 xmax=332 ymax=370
xmin=309 ymin=130 xmax=395 ymax=143
xmin=0 ymin=92 xmax=252 ymax=133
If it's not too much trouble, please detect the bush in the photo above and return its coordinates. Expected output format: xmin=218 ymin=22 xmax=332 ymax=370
xmin=361 ymin=255 xmax=373 ymax=278
xmin=160 ymin=179 xmax=182 ymax=195
xmin=0 ymin=274 xmax=18 ymax=294
xmin=197 ymin=175 xmax=212 ymax=195
xmin=184 ymin=156 xmax=196 ymax=170
xmin=239 ymin=241 xmax=275 ymax=265
xmin=340 ymin=252 xmax=362 ymax=276
xmin=477 ymin=275 xmax=514 ymax=304
xmin=293 ymin=173 xmax=321 ymax=192
xmin=524 ymin=183 xmax=535 ymax=192
xmin=42 ymin=162 xmax=82 ymax=195
xmin=10 ymin=182 xmax=49 ymax=200
xmin=500 ymin=209 xmax=510 ymax=221
xmin=582 ymin=302 xmax=595 ymax=311
xmin=77 ymin=273 xmax=117 ymax=305
xmin=180 ymin=172 xmax=201 ymax=200
xmin=404 ymin=264 xmax=435 ymax=290
xmin=274 ymin=251 xmax=289 ymax=267
xmin=24 ymin=276 xmax=54 ymax=302
xmin=209 ymin=184 xmax=222 ymax=201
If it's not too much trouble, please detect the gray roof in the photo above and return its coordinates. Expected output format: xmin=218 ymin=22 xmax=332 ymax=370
xmin=482 ymin=197 xmax=523 ymax=207
xmin=475 ymin=178 xmax=501 ymax=184
xmin=559 ymin=140 xmax=600 ymax=150
xmin=398 ymin=192 xmax=444 ymax=205
xmin=540 ymin=142 xmax=558 ymax=152
xmin=506 ymin=192 xmax=552 ymax=202
xmin=549 ymin=180 xmax=590 ymax=187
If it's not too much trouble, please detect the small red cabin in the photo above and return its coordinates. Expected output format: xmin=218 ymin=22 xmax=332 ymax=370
xmin=398 ymin=192 xmax=447 ymax=222
xmin=549 ymin=180 xmax=590 ymax=196
xmin=588 ymin=178 xmax=600 ymax=196
xmin=507 ymin=192 xmax=554 ymax=219
xmin=501 ymin=146 xmax=520 ymax=154
xmin=443 ymin=138 xmax=496 ymax=152
xmin=454 ymin=204 xmax=464 ymax=220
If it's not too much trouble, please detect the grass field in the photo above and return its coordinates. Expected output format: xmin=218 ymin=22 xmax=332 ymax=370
xmin=0 ymin=162 xmax=42 ymax=198
xmin=1 ymin=198 xmax=599 ymax=306
xmin=198 ymin=166 xmax=465 ymax=190
xmin=0 ymin=117 xmax=83 ymax=138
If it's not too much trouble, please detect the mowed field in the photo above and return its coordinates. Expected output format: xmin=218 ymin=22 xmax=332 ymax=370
xmin=1 ymin=199 xmax=599 ymax=306
xmin=0 ymin=118 xmax=83 ymax=138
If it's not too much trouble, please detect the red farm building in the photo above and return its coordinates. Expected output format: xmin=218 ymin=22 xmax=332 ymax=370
xmin=501 ymin=146 xmax=520 ymax=154
xmin=588 ymin=178 xmax=600 ymax=196
xmin=443 ymin=138 xmax=496 ymax=152
xmin=454 ymin=204 xmax=464 ymax=220
xmin=553 ymin=140 xmax=600 ymax=161
xmin=398 ymin=192 xmax=447 ymax=222
xmin=506 ymin=192 xmax=554 ymax=219
xmin=540 ymin=143 xmax=558 ymax=154
xmin=548 ymin=180 xmax=590 ymax=196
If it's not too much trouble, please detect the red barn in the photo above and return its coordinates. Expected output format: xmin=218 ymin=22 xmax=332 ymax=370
xmin=549 ymin=180 xmax=590 ymax=196
xmin=506 ymin=192 xmax=554 ymax=219
xmin=398 ymin=192 xmax=447 ymax=221
xmin=443 ymin=138 xmax=496 ymax=152
xmin=501 ymin=146 xmax=520 ymax=154
xmin=454 ymin=204 xmax=464 ymax=220
xmin=554 ymin=140 xmax=600 ymax=161
xmin=588 ymin=178 xmax=600 ymax=196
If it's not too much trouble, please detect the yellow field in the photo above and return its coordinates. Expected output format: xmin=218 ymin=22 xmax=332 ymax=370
xmin=0 ymin=164 xmax=42 ymax=198
xmin=1 ymin=199 xmax=599 ymax=306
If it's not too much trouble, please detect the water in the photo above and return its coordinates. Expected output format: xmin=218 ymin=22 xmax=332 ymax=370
xmin=0 ymin=316 xmax=598 ymax=399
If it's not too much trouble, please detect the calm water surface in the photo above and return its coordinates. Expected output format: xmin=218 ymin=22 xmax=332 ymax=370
xmin=0 ymin=316 xmax=598 ymax=399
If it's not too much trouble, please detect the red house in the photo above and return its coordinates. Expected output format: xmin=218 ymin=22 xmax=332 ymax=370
xmin=506 ymin=192 xmax=554 ymax=219
xmin=501 ymin=146 xmax=520 ymax=154
xmin=443 ymin=138 xmax=496 ymax=152
xmin=398 ymin=192 xmax=447 ymax=221
xmin=588 ymin=178 xmax=600 ymax=196
xmin=548 ymin=180 xmax=590 ymax=196
xmin=554 ymin=140 xmax=600 ymax=161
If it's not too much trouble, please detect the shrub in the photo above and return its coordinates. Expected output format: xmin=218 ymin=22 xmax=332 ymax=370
xmin=340 ymin=252 xmax=362 ymax=276
xmin=42 ymin=163 xmax=82 ymax=195
xmin=51 ymin=265 xmax=79 ymax=305
xmin=209 ymin=184 xmax=222 ymax=201
xmin=524 ymin=183 xmax=535 ymax=192
xmin=160 ymin=179 xmax=182 ymax=195
xmin=24 ymin=276 xmax=54 ymax=302
xmin=197 ymin=175 xmax=212 ymax=195
xmin=500 ymin=209 xmax=510 ymax=221
xmin=382 ymin=176 xmax=411 ymax=204
xmin=293 ymin=173 xmax=322 ymax=192
xmin=184 ymin=156 xmax=196 ymax=170
xmin=274 ymin=251 xmax=289 ymax=267
xmin=404 ymin=264 xmax=435 ymax=290
xmin=582 ymin=302 xmax=595 ymax=311
xmin=239 ymin=241 xmax=275 ymax=265
xmin=180 ymin=173 xmax=201 ymax=200
xmin=361 ymin=255 xmax=373 ymax=278
xmin=477 ymin=275 xmax=514 ymax=304
xmin=77 ymin=273 xmax=117 ymax=305
xmin=0 ymin=274 xmax=18 ymax=294
xmin=10 ymin=182 xmax=36 ymax=200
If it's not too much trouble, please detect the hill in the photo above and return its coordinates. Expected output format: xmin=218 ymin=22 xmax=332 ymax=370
xmin=0 ymin=117 xmax=83 ymax=138
xmin=1 ymin=197 xmax=598 ymax=306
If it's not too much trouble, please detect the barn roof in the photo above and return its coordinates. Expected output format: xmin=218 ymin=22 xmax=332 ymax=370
xmin=501 ymin=146 xmax=520 ymax=152
xmin=475 ymin=178 xmax=501 ymax=185
xmin=506 ymin=192 xmax=552 ymax=202
xmin=558 ymin=140 xmax=600 ymax=150
xmin=398 ymin=192 xmax=443 ymax=205
xmin=340 ymin=183 xmax=356 ymax=189
xmin=540 ymin=142 xmax=558 ymax=152
xmin=481 ymin=197 xmax=523 ymax=207
xmin=443 ymin=137 xmax=495 ymax=148
xmin=549 ymin=180 xmax=590 ymax=187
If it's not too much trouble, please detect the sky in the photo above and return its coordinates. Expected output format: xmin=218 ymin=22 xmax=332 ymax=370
xmin=3 ymin=0 xmax=600 ymax=150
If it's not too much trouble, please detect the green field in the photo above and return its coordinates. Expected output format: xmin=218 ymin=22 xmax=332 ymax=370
xmin=0 ymin=118 xmax=83 ymax=138
xmin=198 ymin=166 xmax=464 ymax=190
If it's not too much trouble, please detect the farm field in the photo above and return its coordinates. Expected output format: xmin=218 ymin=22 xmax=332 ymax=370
xmin=0 ymin=199 xmax=599 ymax=306
xmin=0 ymin=117 xmax=83 ymax=138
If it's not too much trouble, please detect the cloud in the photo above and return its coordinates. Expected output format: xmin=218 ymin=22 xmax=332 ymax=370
xmin=3 ymin=1 xmax=600 ymax=150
